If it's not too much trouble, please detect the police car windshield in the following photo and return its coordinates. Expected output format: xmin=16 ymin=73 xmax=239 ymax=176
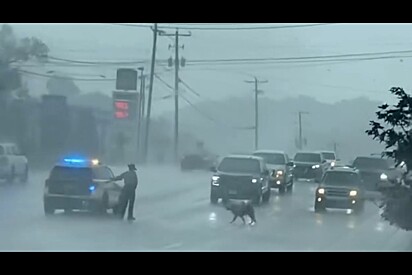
xmin=322 ymin=153 xmax=336 ymax=160
xmin=253 ymin=153 xmax=285 ymax=165
xmin=353 ymin=158 xmax=390 ymax=170
xmin=294 ymin=153 xmax=321 ymax=163
xmin=218 ymin=158 xmax=261 ymax=174
xmin=50 ymin=166 xmax=92 ymax=180
xmin=323 ymin=172 xmax=361 ymax=186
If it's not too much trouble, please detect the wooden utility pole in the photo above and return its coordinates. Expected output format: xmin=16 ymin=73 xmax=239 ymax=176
xmin=245 ymin=77 xmax=268 ymax=150
xmin=143 ymin=23 xmax=159 ymax=163
xmin=159 ymin=29 xmax=191 ymax=162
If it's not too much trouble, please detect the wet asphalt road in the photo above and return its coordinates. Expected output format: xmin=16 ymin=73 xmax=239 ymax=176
xmin=0 ymin=166 xmax=410 ymax=251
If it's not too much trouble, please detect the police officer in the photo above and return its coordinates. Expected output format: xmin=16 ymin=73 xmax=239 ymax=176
xmin=112 ymin=164 xmax=138 ymax=221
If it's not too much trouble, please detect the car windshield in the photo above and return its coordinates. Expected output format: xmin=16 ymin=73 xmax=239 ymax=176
xmin=50 ymin=166 xmax=92 ymax=181
xmin=294 ymin=153 xmax=321 ymax=163
xmin=218 ymin=158 xmax=261 ymax=174
xmin=322 ymin=153 xmax=336 ymax=160
xmin=323 ymin=172 xmax=361 ymax=186
xmin=253 ymin=153 xmax=285 ymax=165
xmin=353 ymin=157 xmax=390 ymax=170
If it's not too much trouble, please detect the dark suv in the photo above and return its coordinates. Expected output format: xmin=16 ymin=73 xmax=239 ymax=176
xmin=314 ymin=167 xmax=365 ymax=213
xmin=293 ymin=151 xmax=328 ymax=182
xmin=351 ymin=156 xmax=403 ymax=191
xmin=210 ymin=155 xmax=271 ymax=205
xmin=43 ymin=158 xmax=122 ymax=216
xmin=253 ymin=150 xmax=294 ymax=194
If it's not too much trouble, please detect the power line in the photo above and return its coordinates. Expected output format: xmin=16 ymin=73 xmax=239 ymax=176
xmin=108 ymin=23 xmax=338 ymax=30
xmin=17 ymin=69 xmax=116 ymax=82
xmin=155 ymin=74 xmax=253 ymax=130
xmin=23 ymin=48 xmax=412 ymax=70
xmin=179 ymin=78 xmax=201 ymax=97
xmin=185 ymin=49 xmax=412 ymax=64
xmin=47 ymin=55 xmax=148 ymax=65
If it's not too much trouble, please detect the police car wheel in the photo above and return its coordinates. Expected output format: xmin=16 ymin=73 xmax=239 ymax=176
xmin=95 ymin=194 xmax=109 ymax=215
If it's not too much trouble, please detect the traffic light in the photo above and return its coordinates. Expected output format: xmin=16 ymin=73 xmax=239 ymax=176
xmin=113 ymin=92 xmax=139 ymax=120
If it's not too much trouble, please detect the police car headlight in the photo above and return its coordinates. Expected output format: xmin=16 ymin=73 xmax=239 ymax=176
xmin=312 ymin=164 xmax=320 ymax=169
xmin=331 ymin=161 xmax=336 ymax=167
xmin=252 ymin=179 xmax=258 ymax=184
xmin=89 ymin=185 xmax=96 ymax=192
xmin=349 ymin=190 xmax=358 ymax=197
xmin=380 ymin=173 xmax=388 ymax=181
xmin=317 ymin=188 xmax=325 ymax=195
xmin=211 ymin=176 xmax=220 ymax=186
xmin=276 ymin=170 xmax=284 ymax=176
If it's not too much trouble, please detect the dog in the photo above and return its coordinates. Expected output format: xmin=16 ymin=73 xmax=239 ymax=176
xmin=225 ymin=200 xmax=256 ymax=225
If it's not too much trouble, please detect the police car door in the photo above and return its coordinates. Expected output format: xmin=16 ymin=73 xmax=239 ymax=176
xmin=102 ymin=167 xmax=122 ymax=207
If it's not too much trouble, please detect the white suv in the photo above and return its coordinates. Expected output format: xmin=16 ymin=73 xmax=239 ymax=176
xmin=0 ymin=143 xmax=29 ymax=183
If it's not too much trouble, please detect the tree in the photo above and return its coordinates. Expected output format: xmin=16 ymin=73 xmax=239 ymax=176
xmin=0 ymin=24 xmax=49 ymax=140
xmin=47 ymin=76 xmax=81 ymax=98
xmin=366 ymin=87 xmax=412 ymax=231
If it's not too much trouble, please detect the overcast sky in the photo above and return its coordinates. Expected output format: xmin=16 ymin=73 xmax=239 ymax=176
xmin=8 ymin=23 xmax=412 ymax=114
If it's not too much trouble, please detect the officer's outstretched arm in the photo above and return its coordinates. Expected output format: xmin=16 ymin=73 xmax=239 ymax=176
xmin=112 ymin=173 xmax=125 ymax=181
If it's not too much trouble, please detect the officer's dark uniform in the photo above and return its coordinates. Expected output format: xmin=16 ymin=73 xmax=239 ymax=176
xmin=113 ymin=164 xmax=138 ymax=221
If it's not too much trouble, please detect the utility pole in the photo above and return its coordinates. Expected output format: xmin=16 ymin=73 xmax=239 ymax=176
xmin=137 ymin=67 xmax=144 ymax=163
xmin=159 ymin=29 xmax=191 ymax=162
xmin=143 ymin=23 xmax=161 ymax=164
xmin=245 ymin=77 xmax=268 ymax=150
xmin=298 ymin=111 xmax=309 ymax=150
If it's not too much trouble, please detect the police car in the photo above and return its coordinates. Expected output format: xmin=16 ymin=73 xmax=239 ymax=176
xmin=43 ymin=157 xmax=123 ymax=216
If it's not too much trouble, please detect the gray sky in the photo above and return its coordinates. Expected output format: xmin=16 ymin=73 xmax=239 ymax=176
xmin=8 ymin=23 xmax=412 ymax=114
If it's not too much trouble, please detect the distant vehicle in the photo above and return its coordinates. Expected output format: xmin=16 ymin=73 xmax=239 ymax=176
xmin=0 ymin=143 xmax=28 ymax=183
xmin=252 ymin=150 xmax=294 ymax=194
xmin=43 ymin=158 xmax=122 ymax=216
xmin=210 ymin=155 xmax=271 ymax=205
xmin=350 ymin=156 xmax=403 ymax=191
xmin=321 ymin=151 xmax=338 ymax=168
xmin=293 ymin=151 xmax=328 ymax=182
xmin=181 ymin=154 xmax=217 ymax=171
xmin=314 ymin=167 xmax=365 ymax=213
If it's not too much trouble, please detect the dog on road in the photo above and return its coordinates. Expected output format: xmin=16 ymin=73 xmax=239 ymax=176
xmin=225 ymin=200 xmax=256 ymax=225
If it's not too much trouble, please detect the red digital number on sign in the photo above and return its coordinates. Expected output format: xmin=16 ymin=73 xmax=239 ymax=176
xmin=115 ymin=101 xmax=129 ymax=110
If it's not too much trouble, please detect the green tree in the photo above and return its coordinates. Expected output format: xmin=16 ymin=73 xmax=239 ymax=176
xmin=366 ymin=87 xmax=412 ymax=231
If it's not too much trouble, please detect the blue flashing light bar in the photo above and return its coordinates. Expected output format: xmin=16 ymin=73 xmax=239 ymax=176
xmin=64 ymin=158 xmax=86 ymax=164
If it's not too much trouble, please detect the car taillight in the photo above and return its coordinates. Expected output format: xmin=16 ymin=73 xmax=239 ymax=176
xmin=0 ymin=157 xmax=8 ymax=166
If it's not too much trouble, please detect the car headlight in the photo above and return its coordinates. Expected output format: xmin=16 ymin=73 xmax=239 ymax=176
xmin=380 ymin=173 xmax=388 ymax=181
xmin=331 ymin=161 xmax=336 ymax=167
xmin=312 ymin=164 xmax=320 ymax=169
xmin=211 ymin=176 xmax=220 ymax=186
xmin=317 ymin=188 xmax=325 ymax=195
xmin=276 ymin=170 xmax=284 ymax=176
xmin=349 ymin=190 xmax=358 ymax=197
xmin=252 ymin=178 xmax=258 ymax=184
